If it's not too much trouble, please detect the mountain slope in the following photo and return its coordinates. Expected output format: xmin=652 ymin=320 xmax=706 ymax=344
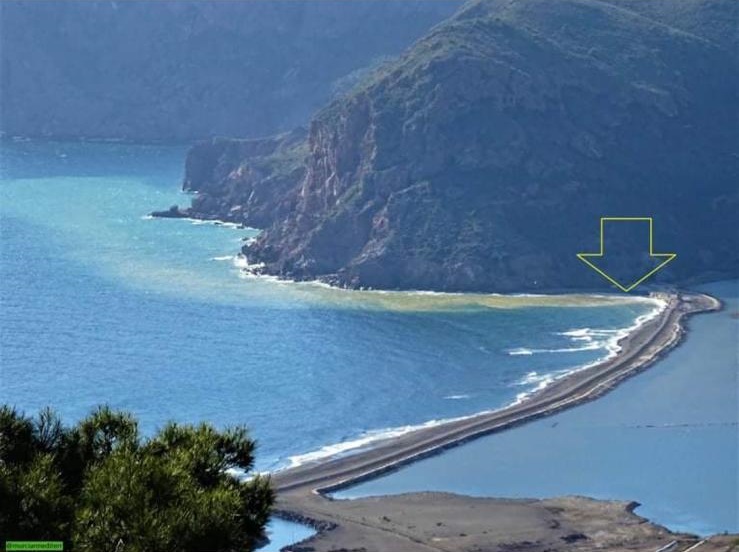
xmin=0 ymin=0 xmax=461 ymax=141
xmin=176 ymin=0 xmax=738 ymax=292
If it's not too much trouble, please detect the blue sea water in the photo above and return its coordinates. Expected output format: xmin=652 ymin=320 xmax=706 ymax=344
xmin=336 ymin=280 xmax=739 ymax=536
xmin=0 ymin=142 xmax=662 ymax=473
xmin=1 ymin=141 xmax=734 ymax=541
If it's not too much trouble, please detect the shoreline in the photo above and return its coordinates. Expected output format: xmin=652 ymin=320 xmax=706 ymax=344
xmin=150 ymin=206 xmax=738 ymax=295
xmin=270 ymin=290 xmax=724 ymax=550
xmin=278 ymin=294 xmax=666 ymax=472
xmin=273 ymin=291 xmax=719 ymax=494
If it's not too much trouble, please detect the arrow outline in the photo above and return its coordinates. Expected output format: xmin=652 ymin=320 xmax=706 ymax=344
xmin=577 ymin=217 xmax=676 ymax=292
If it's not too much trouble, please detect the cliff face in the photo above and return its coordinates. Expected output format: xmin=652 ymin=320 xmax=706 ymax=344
xmin=175 ymin=129 xmax=307 ymax=229
xmin=181 ymin=0 xmax=738 ymax=292
xmin=0 ymin=0 xmax=461 ymax=141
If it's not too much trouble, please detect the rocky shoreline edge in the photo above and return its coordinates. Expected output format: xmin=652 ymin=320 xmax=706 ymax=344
xmin=266 ymin=291 xmax=733 ymax=551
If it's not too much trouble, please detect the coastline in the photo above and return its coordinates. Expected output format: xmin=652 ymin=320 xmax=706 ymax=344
xmin=270 ymin=290 xmax=724 ymax=550
xmin=279 ymin=294 xmax=666 ymax=471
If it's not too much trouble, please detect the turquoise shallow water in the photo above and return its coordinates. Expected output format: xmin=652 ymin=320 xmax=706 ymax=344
xmin=0 ymin=141 xmax=659 ymax=473
xmin=335 ymin=280 xmax=739 ymax=535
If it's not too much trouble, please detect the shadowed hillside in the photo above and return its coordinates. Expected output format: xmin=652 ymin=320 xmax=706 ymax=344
xmin=0 ymin=0 xmax=461 ymax=141
xmin=174 ymin=0 xmax=738 ymax=292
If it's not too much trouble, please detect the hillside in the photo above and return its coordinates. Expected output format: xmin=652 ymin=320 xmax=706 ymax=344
xmin=168 ymin=0 xmax=738 ymax=292
xmin=0 ymin=0 xmax=460 ymax=141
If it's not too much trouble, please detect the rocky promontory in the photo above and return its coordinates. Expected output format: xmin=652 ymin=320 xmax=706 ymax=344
xmin=171 ymin=0 xmax=739 ymax=292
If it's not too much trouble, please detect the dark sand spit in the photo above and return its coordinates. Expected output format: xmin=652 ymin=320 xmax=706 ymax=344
xmin=269 ymin=291 xmax=738 ymax=551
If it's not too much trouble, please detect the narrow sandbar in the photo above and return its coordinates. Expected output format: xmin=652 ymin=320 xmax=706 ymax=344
xmin=270 ymin=291 xmax=726 ymax=551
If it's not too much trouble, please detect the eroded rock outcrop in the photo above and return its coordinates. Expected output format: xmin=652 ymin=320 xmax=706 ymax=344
xmin=177 ymin=0 xmax=739 ymax=292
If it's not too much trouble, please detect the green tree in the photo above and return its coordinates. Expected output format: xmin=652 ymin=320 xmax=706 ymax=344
xmin=0 ymin=406 xmax=273 ymax=551
xmin=0 ymin=406 xmax=72 ymax=538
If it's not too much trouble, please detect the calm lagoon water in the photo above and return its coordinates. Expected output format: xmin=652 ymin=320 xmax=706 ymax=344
xmin=259 ymin=518 xmax=314 ymax=551
xmin=335 ymin=281 xmax=739 ymax=536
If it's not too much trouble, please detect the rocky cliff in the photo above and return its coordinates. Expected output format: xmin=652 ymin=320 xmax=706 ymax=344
xmin=0 ymin=0 xmax=461 ymax=141
xmin=176 ymin=0 xmax=738 ymax=292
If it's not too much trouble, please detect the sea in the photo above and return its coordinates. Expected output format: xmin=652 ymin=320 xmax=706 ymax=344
xmin=0 ymin=141 xmax=733 ymax=542
xmin=335 ymin=280 xmax=739 ymax=536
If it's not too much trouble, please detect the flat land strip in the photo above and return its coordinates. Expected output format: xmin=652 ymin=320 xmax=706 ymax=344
xmin=272 ymin=291 xmax=732 ymax=551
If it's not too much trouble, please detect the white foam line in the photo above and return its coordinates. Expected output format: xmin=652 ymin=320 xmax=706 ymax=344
xmin=274 ymin=297 xmax=667 ymax=472
xmin=507 ymin=343 xmax=602 ymax=356
xmin=282 ymin=419 xmax=478 ymax=470
xmin=506 ymin=297 xmax=667 ymax=405
xmin=230 ymin=254 xmax=671 ymax=303
xmin=189 ymin=218 xmax=245 ymax=229
xmin=148 ymin=214 xmax=259 ymax=231
xmin=232 ymin=254 xmax=253 ymax=270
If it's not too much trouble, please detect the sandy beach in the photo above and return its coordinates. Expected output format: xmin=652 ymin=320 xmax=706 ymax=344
xmin=271 ymin=291 xmax=730 ymax=551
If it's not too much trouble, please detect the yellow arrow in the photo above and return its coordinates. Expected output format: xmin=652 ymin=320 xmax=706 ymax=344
xmin=577 ymin=217 xmax=676 ymax=292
